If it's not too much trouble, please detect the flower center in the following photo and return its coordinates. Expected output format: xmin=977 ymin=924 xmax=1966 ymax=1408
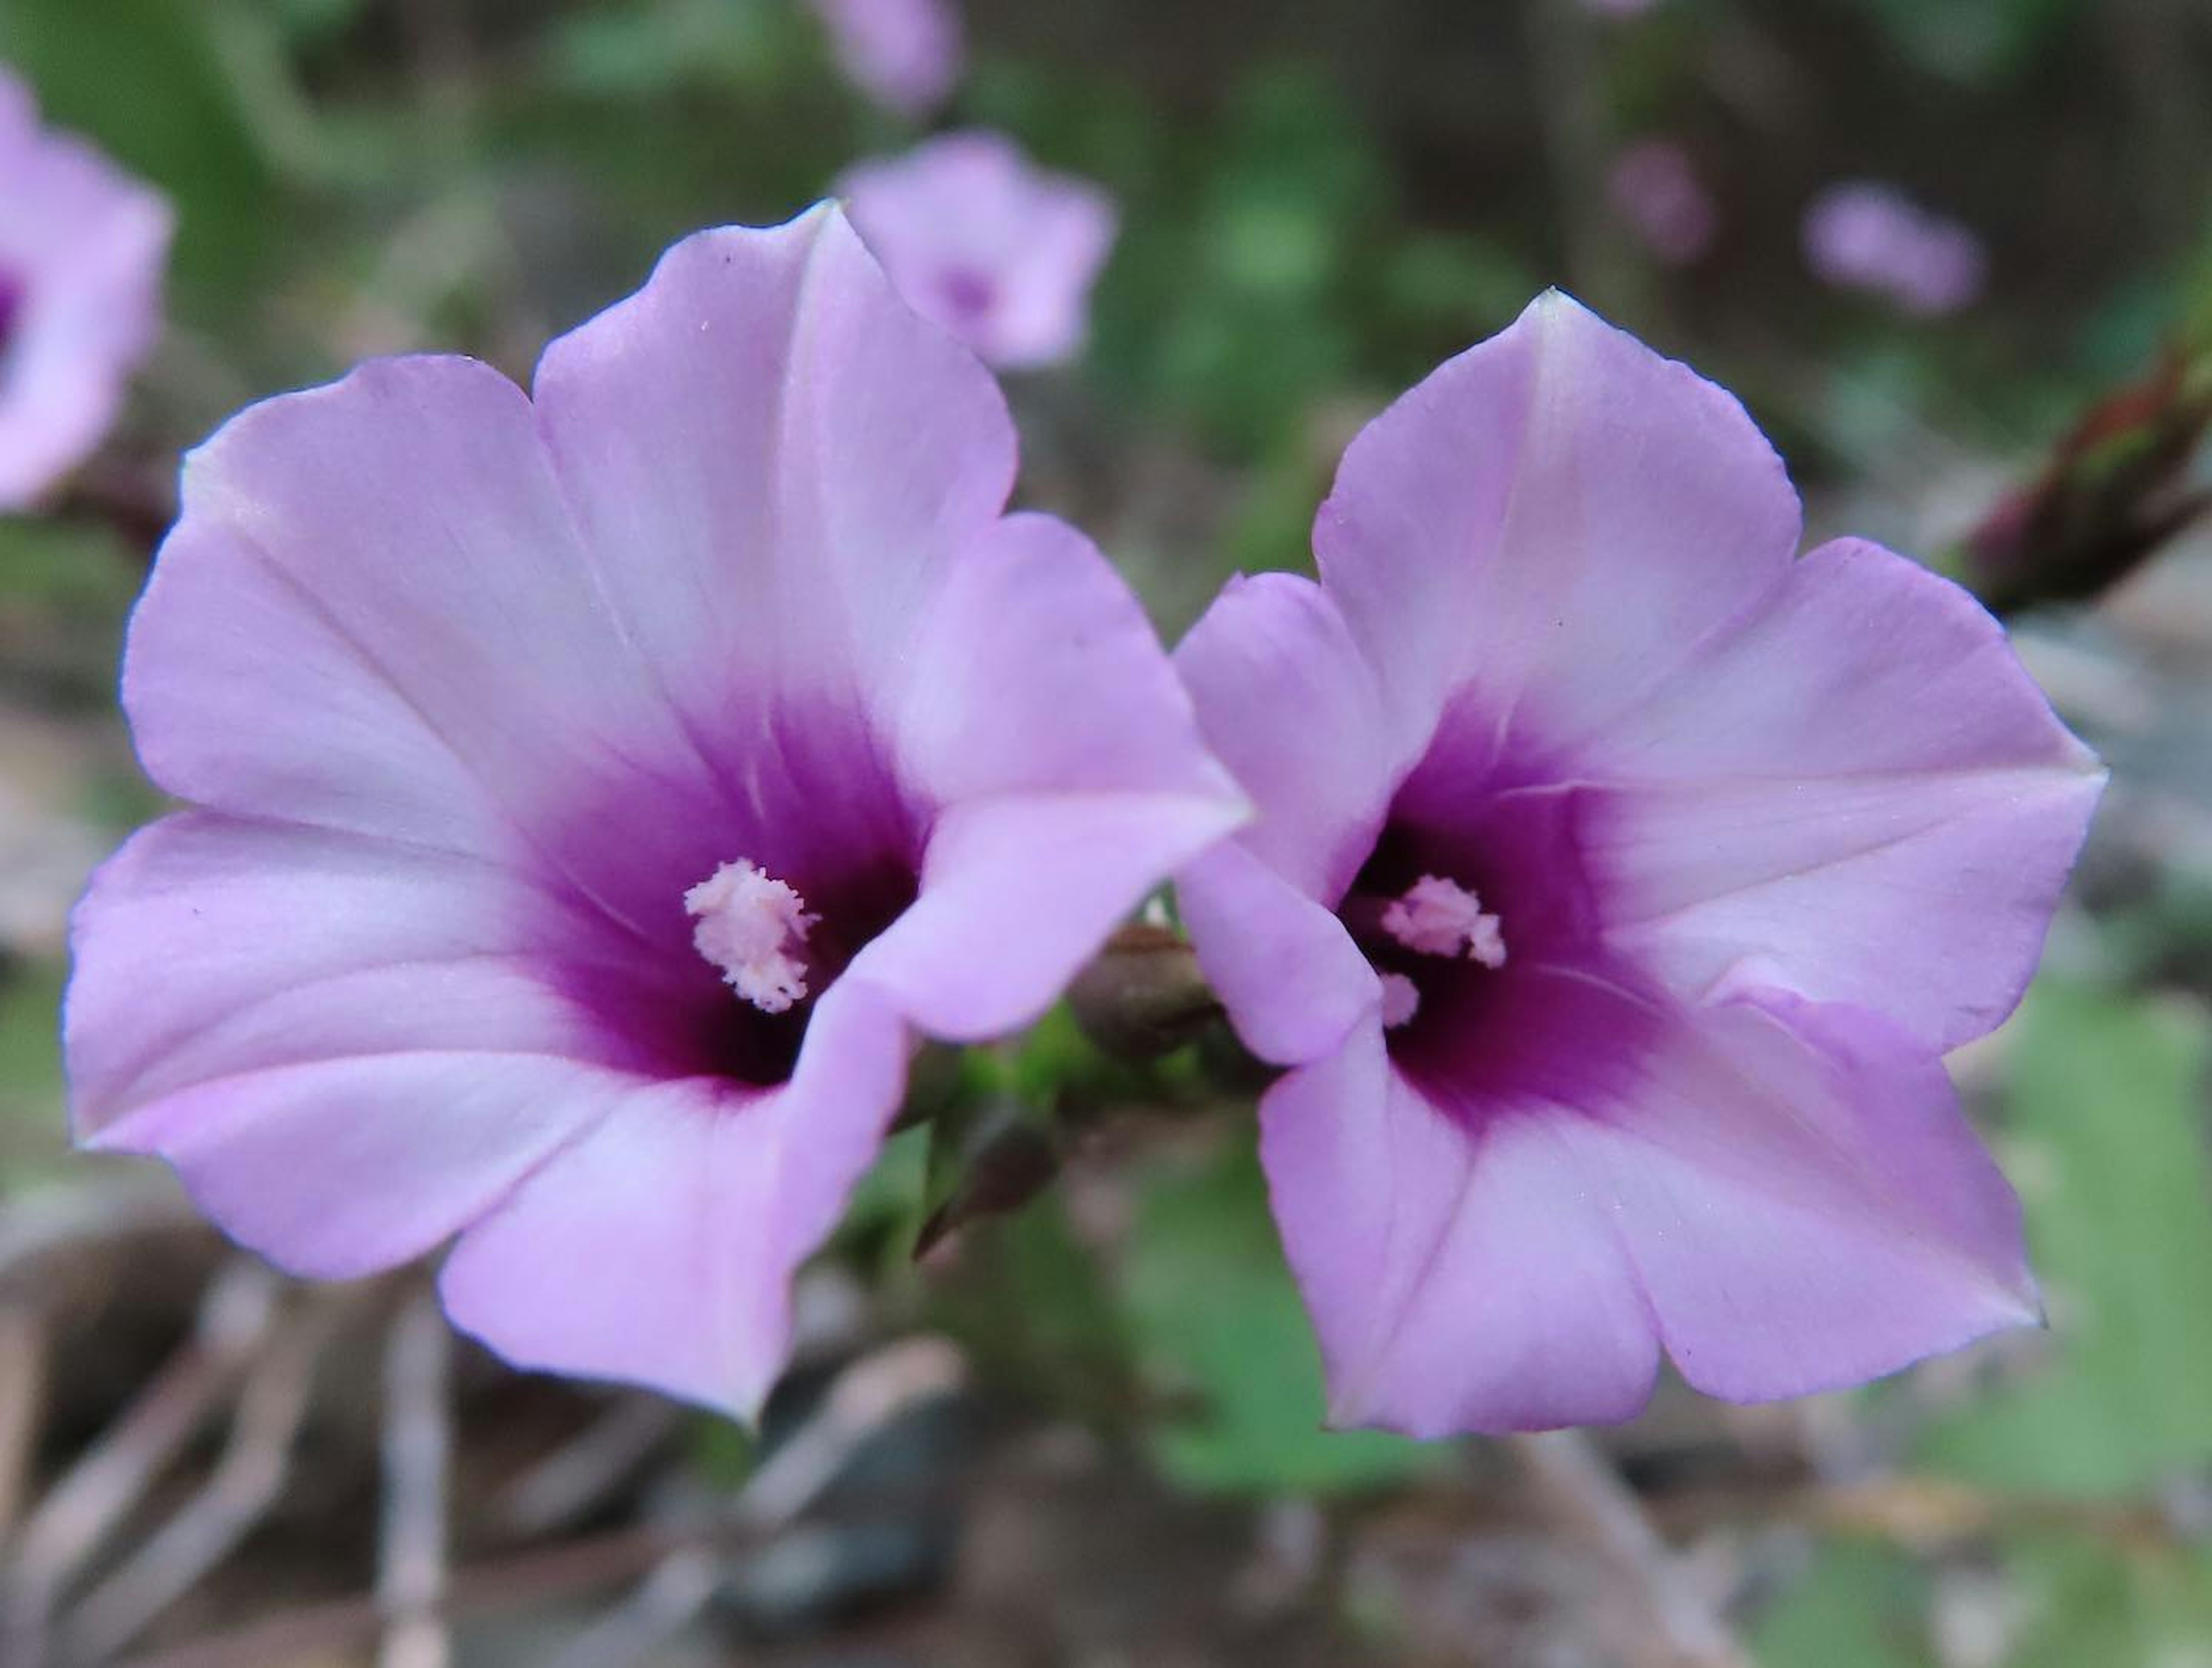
xmin=1341 ymin=874 xmax=1509 ymax=1030
xmin=940 ymin=267 xmax=996 ymax=324
xmin=684 ymin=859 xmax=819 ymax=1014
xmin=0 ymin=269 xmax=26 ymax=366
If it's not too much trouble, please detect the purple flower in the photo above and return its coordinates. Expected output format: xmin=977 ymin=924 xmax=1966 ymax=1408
xmin=0 ymin=67 xmax=171 ymax=510
xmin=65 ymin=208 xmax=1245 ymax=1417
xmin=1175 ymin=294 xmax=2102 ymax=1438
xmin=808 ymin=0 xmax=962 ymax=118
xmin=1803 ymin=181 xmax=1985 ymax=317
xmin=839 ymin=131 xmax=1117 ymax=372
xmin=1607 ymin=139 xmax=1717 ymax=266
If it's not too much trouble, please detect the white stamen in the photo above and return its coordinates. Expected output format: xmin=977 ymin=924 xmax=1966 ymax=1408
xmin=1380 ymin=874 xmax=1508 ymax=969
xmin=684 ymin=859 xmax=817 ymax=1014
xmin=1379 ymin=972 xmax=1422 ymax=1029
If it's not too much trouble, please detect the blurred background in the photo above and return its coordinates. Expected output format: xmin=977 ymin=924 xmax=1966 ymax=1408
xmin=2 ymin=0 xmax=2210 ymax=1663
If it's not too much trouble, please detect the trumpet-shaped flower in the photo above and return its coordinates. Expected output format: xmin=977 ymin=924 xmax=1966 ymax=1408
xmin=0 ymin=68 xmax=171 ymax=510
xmin=66 ymin=208 xmax=1245 ymax=1417
xmin=1175 ymin=293 xmax=2101 ymax=1438
xmin=839 ymin=131 xmax=1117 ymax=371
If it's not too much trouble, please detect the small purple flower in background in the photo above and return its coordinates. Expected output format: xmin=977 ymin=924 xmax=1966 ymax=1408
xmin=1803 ymin=180 xmax=1986 ymax=316
xmin=65 ymin=207 xmax=1244 ymax=1417
xmin=1607 ymin=139 xmax=1717 ymax=266
xmin=1175 ymin=293 xmax=2101 ymax=1438
xmin=839 ymin=131 xmax=1117 ymax=371
xmin=1582 ymin=0 xmax=1662 ymax=16
xmin=0 ymin=67 xmax=171 ymax=511
xmin=808 ymin=0 xmax=962 ymax=118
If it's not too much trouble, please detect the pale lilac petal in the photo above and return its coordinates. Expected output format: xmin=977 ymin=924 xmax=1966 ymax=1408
xmin=65 ymin=813 xmax=637 ymax=1277
xmin=854 ymin=786 xmax=1244 ymax=1042
xmin=1582 ymin=539 xmax=2105 ymax=1049
xmin=440 ymin=977 xmax=908 ymax=1416
xmin=1262 ymin=1023 xmax=1660 ymax=1438
xmin=840 ymin=131 xmax=1118 ymax=370
xmin=0 ymin=67 xmax=171 ymax=507
xmin=127 ymin=355 xmax=685 ymax=862
xmin=533 ymin=208 xmax=1016 ymax=714
xmin=66 ymin=814 xmax=624 ymax=1131
xmin=1268 ymin=977 xmax=2032 ymax=1433
xmin=1173 ymin=571 xmax=1403 ymax=900
xmin=1178 ymin=840 xmax=1379 ymax=1066
xmin=809 ymin=0 xmax=962 ymax=117
xmin=890 ymin=510 xmax=1237 ymax=805
xmin=1552 ymin=991 xmax=2037 ymax=1401
xmin=1314 ymin=291 xmax=1801 ymax=748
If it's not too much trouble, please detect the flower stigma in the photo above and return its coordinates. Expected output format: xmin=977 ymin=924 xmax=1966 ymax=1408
xmin=1380 ymin=874 xmax=1508 ymax=969
xmin=1378 ymin=972 xmax=1422 ymax=1030
xmin=684 ymin=859 xmax=819 ymax=1014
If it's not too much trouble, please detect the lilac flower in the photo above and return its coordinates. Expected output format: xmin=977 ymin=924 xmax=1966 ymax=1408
xmin=1175 ymin=293 xmax=2102 ymax=1438
xmin=808 ymin=0 xmax=962 ymax=118
xmin=1607 ymin=139 xmax=1717 ymax=266
xmin=839 ymin=131 xmax=1117 ymax=372
xmin=65 ymin=208 xmax=1245 ymax=1417
xmin=1803 ymin=181 xmax=1985 ymax=316
xmin=0 ymin=68 xmax=171 ymax=510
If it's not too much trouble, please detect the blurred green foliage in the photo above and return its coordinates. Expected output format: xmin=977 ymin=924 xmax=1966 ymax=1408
xmin=1920 ymin=983 xmax=2212 ymax=1496
xmin=1120 ymin=1134 xmax=1438 ymax=1496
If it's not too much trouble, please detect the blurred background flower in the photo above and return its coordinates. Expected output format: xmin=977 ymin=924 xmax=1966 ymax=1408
xmin=839 ymin=130 xmax=1117 ymax=367
xmin=1607 ymin=138 xmax=1717 ymax=266
xmin=0 ymin=68 xmax=169 ymax=511
xmin=808 ymin=0 xmax=963 ymax=116
xmin=1802 ymin=180 xmax=1987 ymax=316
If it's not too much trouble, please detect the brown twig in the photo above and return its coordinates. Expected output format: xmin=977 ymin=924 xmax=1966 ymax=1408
xmin=494 ymin=1398 xmax=682 ymax=1542
xmin=3 ymin=1263 xmax=281 ymax=1655
xmin=0 ymin=1178 xmax=206 ymax=1292
xmin=60 ymin=1295 xmax=338 ymax=1663
xmin=0 ymin=1305 xmax=47 ymax=1546
xmin=1509 ymin=1431 xmax=1755 ymax=1668
xmin=118 ymin=1337 xmax=968 ymax=1668
xmin=377 ymin=1295 xmax=452 ymax=1668
xmin=540 ymin=1336 xmax=968 ymax=1668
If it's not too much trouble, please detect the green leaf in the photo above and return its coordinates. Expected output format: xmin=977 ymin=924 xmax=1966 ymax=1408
xmin=1754 ymin=1537 xmax=1934 ymax=1668
xmin=2002 ymin=1534 xmax=2212 ymax=1668
xmin=1119 ymin=1134 xmax=1439 ymax=1496
xmin=1917 ymin=981 xmax=2212 ymax=1495
xmin=0 ymin=959 xmax=70 ymax=1181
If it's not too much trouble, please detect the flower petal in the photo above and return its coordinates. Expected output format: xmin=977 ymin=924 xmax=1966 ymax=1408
xmin=66 ymin=813 xmax=631 ymax=1278
xmin=854 ymin=786 xmax=1246 ymax=1042
xmin=1178 ymin=839 xmax=1378 ymax=1067
xmin=1261 ymin=1023 xmax=1661 ymax=1438
xmin=891 ymin=511 xmax=1239 ymax=806
xmin=1582 ymin=539 xmax=2104 ymax=1050
xmin=1174 ymin=571 xmax=1402 ymax=901
xmin=438 ymin=976 xmax=910 ymax=1417
xmin=66 ymin=813 xmax=623 ymax=1131
xmin=1553 ymin=990 xmax=2037 ymax=1402
xmin=127 ymin=355 xmax=684 ymax=862
xmin=1313 ymin=290 xmax=1801 ymax=746
xmin=531 ymin=207 xmax=1017 ymax=717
